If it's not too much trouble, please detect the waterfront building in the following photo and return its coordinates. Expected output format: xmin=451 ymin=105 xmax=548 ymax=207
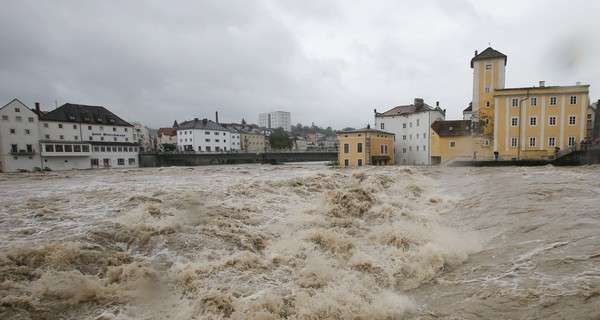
xmin=374 ymin=98 xmax=445 ymax=165
xmin=0 ymin=99 xmax=41 ymax=172
xmin=176 ymin=118 xmax=231 ymax=152
xmin=432 ymin=47 xmax=590 ymax=163
xmin=259 ymin=111 xmax=291 ymax=132
xmin=430 ymin=120 xmax=474 ymax=164
xmin=157 ymin=127 xmax=178 ymax=150
xmin=337 ymin=126 xmax=395 ymax=167
xmin=220 ymin=123 xmax=242 ymax=151
xmin=240 ymin=127 xmax=266 ymax=152
xmin=39 ymin=103 xmax=138 ymax=170
xmin=131 ymin=122 xmax=152 ymax=151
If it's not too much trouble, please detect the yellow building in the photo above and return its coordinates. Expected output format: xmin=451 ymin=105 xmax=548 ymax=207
xmin=433 ymin=47 xmax=590 ymax=163
xmin=430 ymin=120 xmax=474 ymax=164
xmin=338 ymin=126 xmax=395 ymax=167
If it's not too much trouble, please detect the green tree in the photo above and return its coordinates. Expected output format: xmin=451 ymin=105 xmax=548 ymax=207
xmin=269 ymin=127 xmax=293 ymax=149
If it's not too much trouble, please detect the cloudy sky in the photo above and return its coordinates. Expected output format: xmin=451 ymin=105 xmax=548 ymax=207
xmin=1 ymin=0 xmax=598 ymax=130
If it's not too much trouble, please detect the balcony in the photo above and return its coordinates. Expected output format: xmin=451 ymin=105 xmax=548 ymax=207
xmin=10 ymin=150 xmax=36 ymax=156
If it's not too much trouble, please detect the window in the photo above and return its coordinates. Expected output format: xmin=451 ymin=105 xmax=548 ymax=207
xmin=529 ymin=137 xmax=536 ymax=147
xmin=423 ymin=145 xmax=426 ymax=151
xmin=45 ymin=134 xmax=50 ymax=139
xmin=511 ymin=117 xmax=519 ymax=126
xmin=410 ymin=122 xmax=412 ymax=128
xmin=548 ymin=137 xmax=556 ymax=147
xmin=215 ymin=139 xmax=219 ymax=143
xmin=114 ymin=137 xmax=117 ymax=141
xmin=44 ymin=123 xmax=49 ymax=128
xmin=402 ymin=148 xmax=406 ymax=153
xmin=380 ymin=123 xmax=385 ymax=130
xmin=569 ymin=116 xmax=576 ymax=125
xmin=343 ymin=143 xmax=349 ymax=153
xmin=91 ymin=159 xmax=99 ymax=166
xmin=100 ymin=126 xmax=104 ymax=131
xmin=570 ymin=96 xmax=577 ymax=105
xmin=26 ymin=144 xmax=33 ymax=153
xmin=118 ymin=158 xmax=125 ymax=165
xmin=59 ymin=135 xmax=64 ymax=140
xmin=485 ymin=87 xmax=491 ymax=93
xmin=423 ymin=133 xmax=426 ymax=138
xmin=88 ymin=126 xmax=92 ymax=130
xmin=450 ymin=141 xmax=456 ymax=148
xmin=549 ymin=116 xmax=556 ymax=126
xmin=16 ymin=116 xmax=22 ymax=122
xmin=483 ymin=139 xmax=490 ymax=146
xmin=409 ymin=134 xmax=412 ymax=140
xmin=531 ymin=97 xmax=537 ymax=106
xmin=55 ymin=145 xmax=64 ymax=152
xmin=550 ymin=96 xmax=557 ymax=106
xmin=10 ymin=128 xmax=15 ymax=134
xmin=214 ymin=132 xmax=219 ymax=135
xmin=486 ymin=101 xmax=491 ymax=108
xmin=205 ymin=139 xmax=210 ymax=142
xmin=124 ymin=128 xmax=128 ymax=132
xmin=485 ymin=64 xmax=492 ymax=70
xmin=416 ymin=133 xmax=420 ymax=139
xmin=28 ymin=117 xmax=35 ymax=123
xmin=101 ymin=137 xmax=104 ymax=141
xmin=74 ymin=145 xmax=81 ymax=152
xmin=205 ymin=131 xmax=210 ymax=135
xmin=568 ymin=136 xmax=576 ymax=146
xmin=11 ymin=144 xmax=18 ymax=152
xmin=113 ymin=127 xmax=117 ymax=132
xmin=64 ymin=145 xmax=72 ymax=152
xmin=129 ymin=158 xmax=136 ymax=165
xmin=82 ymin=145 xmax=90 ymax=152
xmin=357 ymin=159 xmax=363 ymax=166
xmin=511 ymin=137 xmax=518 ymax=147
xmin=45 ymin=144 xmax=54 ymax=152
xmin=223 ymin=132 xmax=226 ymax=136
xmin=512 ymin=98 xmax=519 ymax=107
xmin=529 ymin=117 xmax=537 ymax=126
xmin=416 ymin=119 xmax=420 ymax=126
xmin=485 ymin=118 xmax=490 ymax=125
xmin=74 ymin=136 xmax=78 ymax=140
xmin=380 ymin=145 xmax=388 ymax=154
xmin=402 ymin=123 xmax=406 ymax=129
xmin=25 ymin=129 xmax=30 ymax=134
xmin=2 ymin=115 xmax=8 ymax=121
xmin=357 ymin=143 xmax=363 ymax=153
xmin=58 ymin=124 xmax=63 ymax=128
xmin=416 ymin=146 xmax=420 ymax=151
xmin=15 ymin=107 xmax=20 ymax=112
xmin=402 ymin=135 xmax=406 ymax=140
xmin=73 ymin=125 xmax=77 ymax=129
xmin=344 ymin=159 xmax=349 ymax=166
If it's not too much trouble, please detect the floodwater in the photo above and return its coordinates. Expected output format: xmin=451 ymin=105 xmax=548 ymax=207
xmin=0 ymin=164 xmax=598 ymax=319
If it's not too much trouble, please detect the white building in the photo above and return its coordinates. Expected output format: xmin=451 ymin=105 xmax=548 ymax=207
xmin=259 ymin=111 xmax=291 ymax=132
xmin=220 ymin=123 xmax=242 ymax=151
xmin=39 ymin=103 xmax=138 ymax=170
xmin=0 ymin=99 xmax=42 ymax=172
xmin=131 ymin=122 xmax=152 ymax=151
xmin=374 ymin=98 xmax=445 ymax=165
xmin=177 ymin=118 xmax=231 ymax=152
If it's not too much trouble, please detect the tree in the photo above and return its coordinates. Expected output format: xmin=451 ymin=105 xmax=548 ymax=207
xmin=269 ymin=127 xmax=293 ymax=149
xmin=241 ymin=118 xmax=247 ymax=125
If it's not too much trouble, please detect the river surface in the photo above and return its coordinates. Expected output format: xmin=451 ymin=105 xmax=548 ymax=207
xmin=0 ymin=164 xmax=599 ymax=319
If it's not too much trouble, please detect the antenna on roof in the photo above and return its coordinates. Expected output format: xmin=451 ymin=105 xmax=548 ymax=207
xmin=55 ymin=100 xmax=58 ymax=109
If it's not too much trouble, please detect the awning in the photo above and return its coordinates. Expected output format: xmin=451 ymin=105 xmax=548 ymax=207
xmin=372 ymin=156 xmax=391 ymax=161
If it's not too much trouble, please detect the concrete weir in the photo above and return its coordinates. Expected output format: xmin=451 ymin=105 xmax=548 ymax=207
xmin=140 ymin=151 xmax=337 ymax=167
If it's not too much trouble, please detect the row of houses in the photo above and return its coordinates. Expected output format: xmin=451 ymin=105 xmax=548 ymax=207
xmin=338 ymin=47 xmax=596 ymax=167
xmin=0 ymin=100 xmax=139 ymax=172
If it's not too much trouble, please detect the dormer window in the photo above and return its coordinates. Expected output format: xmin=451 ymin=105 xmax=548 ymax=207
xmin=68 ymin=115 xmax=76 ymax=121
xmin=83 ymin=116 xmax=91 ymax=122
xmin=97 ymin=118 xmax=103 ymax=122
xmin=109 ymin=118 xmax=115 ymax=123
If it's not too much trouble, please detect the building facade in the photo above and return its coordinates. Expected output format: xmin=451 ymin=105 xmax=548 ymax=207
xmin=177 ymin=118 xmax=231 ymax=152
xmin=39 ymin=103 xmax=138 ymax=170
xmin=258 ymin=111 xmax=291 ymax=132
xmin=131 ymin=122 xmax=152 ymax=151
xmin=432 ymin=47 xmax=590 ymax=163
xmin=430 ymin=120 xmax=474 ymax=164
xmin=0 ymin=99 xmax=42 ymax=172
xmin=374 ymin=98 xmax=445 ymax=165
xmin=337 ymin=126 xmax=395 ymax=167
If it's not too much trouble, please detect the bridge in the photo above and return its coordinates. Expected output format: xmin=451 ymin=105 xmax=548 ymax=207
xmin=140 ymin=150 xmax=338 ymax=167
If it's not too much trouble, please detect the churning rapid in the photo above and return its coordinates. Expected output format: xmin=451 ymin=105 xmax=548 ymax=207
xmin=0 ymin=164 xmax=599 ymax=319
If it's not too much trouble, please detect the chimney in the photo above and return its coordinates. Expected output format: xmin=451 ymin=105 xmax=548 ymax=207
xmin=35 ymin=102 xmax=40 ymax=115
xmin=202 ymin=118 xmax=207 ymax=124
xmin=374 ymin=108 xmax=377 ymax=114
xmin=539 ymin=81 xmax=545 ymax=87
xmin=367 ymin=124 xmax=370 ymax=129
xmin=475 ymin=50 xmax=478 ymax=57
xmin=576 ymin=81 xmax=581 ymax=86
xmin=194 ymin=118 xmax=199 ymax=122
xmin=215 ymin=111 xmax=219 ymax=123
xmin=436 ymin=101 xmax=439 ymax=107
xmin=414 ymin=98 xmax=424 ymax=107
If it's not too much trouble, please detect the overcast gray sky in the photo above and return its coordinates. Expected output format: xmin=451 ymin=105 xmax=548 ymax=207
xmin=1 ymin=0 xmax=598 ymax=130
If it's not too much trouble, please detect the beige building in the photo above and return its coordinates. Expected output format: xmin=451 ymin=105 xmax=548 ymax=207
xmin=338 ymin=126 xmax=395 ymax=167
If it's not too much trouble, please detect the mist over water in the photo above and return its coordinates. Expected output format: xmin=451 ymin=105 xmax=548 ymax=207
xmin=0 ymin=164 xmax=598 ymax=319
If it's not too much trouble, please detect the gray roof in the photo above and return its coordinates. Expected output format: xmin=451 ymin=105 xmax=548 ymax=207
xmin=431 ymin=120 xmax=472 ymax=137
xmin=178 ymin=118 xmax=228 ymax=131
xmin=376 ymin=99 xmax=444 ymax=117
xmin=338 ymin=126 xmax=394 ymax=135
xmin=463 ymin=102 xmax=472 ymax=113
xmin=471 ymin=47 xmax=507 ymax=68
xmin=40 ymin=103 xmax=132 ymax=126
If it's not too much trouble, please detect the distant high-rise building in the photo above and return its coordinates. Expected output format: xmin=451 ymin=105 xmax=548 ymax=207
xmin=259 ymin=111 xmax=291 ymax=132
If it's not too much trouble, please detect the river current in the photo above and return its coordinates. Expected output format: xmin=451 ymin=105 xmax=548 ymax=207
xmin=0 ymin=164 xmax=599 ymax=319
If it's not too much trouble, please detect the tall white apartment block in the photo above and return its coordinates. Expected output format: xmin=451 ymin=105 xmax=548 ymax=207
xmin=259 ymin=111 xmax=291 ymax=132
xmin=0 ymin=99 xmax=42 ymax=172
xmin=374 ymin=98 xmax=445 ymax=165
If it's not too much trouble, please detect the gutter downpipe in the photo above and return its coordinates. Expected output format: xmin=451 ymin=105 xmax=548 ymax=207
xmin=518 ymin=90 xmax=530 ymax=160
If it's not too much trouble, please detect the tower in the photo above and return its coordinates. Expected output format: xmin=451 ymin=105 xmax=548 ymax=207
xmin=470 ymin=47 xmax=507 ymax=123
